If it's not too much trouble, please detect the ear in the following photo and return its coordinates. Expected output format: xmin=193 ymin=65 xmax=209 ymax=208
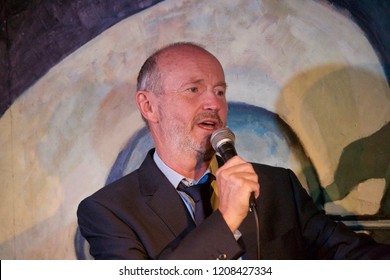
xmin=135 ymin=90 xmax=159 ymax=123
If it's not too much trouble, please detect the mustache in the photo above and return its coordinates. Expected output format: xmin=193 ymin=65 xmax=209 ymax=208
xmin=192 ymin=111 xmax=224 ymax=127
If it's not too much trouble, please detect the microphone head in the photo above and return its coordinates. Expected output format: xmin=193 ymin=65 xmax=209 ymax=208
xmin=210 ymin=127 xmax=236 ymax=151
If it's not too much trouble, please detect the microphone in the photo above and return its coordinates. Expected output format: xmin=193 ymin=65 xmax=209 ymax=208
xmin=210 ymin=128 xmax=257 ymax=210
xmin=210 ymin=127 xmax=237 ymax=162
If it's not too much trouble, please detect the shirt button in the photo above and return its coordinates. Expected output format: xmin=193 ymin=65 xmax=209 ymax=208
xmin=216 ymin=253 xmax=227 ymax=260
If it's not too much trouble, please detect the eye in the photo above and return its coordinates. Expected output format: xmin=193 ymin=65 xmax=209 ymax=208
xmin=186 ymin=87 xmax=199 ymax=93
xmin=215 ymin=88 xmax=226 ymax=96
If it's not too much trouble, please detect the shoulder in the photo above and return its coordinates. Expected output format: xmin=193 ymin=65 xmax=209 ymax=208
xmin=79 ymin=169 xmax=141 ymax=210
xmin=250 ymin=162 xmax=292 ymax=181
xmin=250 ymin=162 xmax=305 ymax=198
xmin=81 ymin=149 xmax=158 ymax=205
xmin=251 ymin=162 xmax=285 ymax=172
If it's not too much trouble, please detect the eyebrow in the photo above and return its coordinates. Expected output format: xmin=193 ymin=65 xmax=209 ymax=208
xmin=216 ymin=81 xmax=228 ymax=89
xmin=188 ymin=79 xmax=227 ymax=89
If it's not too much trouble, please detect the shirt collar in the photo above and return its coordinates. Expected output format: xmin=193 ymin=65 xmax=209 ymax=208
xmin=153 ymin=150 xmax=211 ymax=188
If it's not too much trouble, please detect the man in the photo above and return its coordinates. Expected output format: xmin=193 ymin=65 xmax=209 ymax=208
xmin=77 ymin=42 xmax=390 ymax=259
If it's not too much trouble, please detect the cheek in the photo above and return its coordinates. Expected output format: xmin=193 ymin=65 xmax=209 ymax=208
xmin=161 ymin=104 xmax=190 ymax=127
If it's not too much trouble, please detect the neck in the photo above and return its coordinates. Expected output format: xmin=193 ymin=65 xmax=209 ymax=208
xmin=155 ymin=148 xmax=212 ymax=180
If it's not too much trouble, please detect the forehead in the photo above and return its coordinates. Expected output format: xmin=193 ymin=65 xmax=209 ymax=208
xmin=157 ymin=46 xmax=225 ymax=81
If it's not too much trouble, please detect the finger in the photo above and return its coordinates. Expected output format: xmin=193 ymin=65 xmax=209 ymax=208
xmin=217 ymin=167 xmax=258 ymax=183
xmin=217 ymin=160 xmax=257 ymax=177
xmin=219 ymin=155 xmax=246 ymax=168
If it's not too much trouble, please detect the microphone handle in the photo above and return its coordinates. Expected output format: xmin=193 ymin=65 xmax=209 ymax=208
xmin=217 ymin=142 xmax=238 ymax=162
xmin=249 ymin=193 xmax=256 ymax=212
xmin=217 ymin=143 xmax=257 ymax=211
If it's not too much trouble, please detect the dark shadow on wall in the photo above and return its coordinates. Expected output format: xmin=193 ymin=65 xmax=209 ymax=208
xmin=324 ymin=122 xmax=390 ymax=215
xmin=325 ymin=122 xmax=390 ymax=245
xmin=278 ymin=65 xmax=390 ymax=244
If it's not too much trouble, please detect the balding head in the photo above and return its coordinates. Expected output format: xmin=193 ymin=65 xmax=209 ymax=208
xmin=136 ymin=42 xmax=221 ymax=96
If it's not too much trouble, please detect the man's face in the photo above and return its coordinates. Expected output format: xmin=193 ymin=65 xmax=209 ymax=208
xmin=154 ymin=47 xmax=228 ymax=159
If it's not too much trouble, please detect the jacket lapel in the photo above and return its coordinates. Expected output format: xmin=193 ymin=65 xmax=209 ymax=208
xmin=138 ymin=150 xmax=195 ymax=237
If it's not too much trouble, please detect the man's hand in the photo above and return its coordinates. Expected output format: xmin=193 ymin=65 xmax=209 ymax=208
xmin=216 ymin=156 xmax=260 ymax=232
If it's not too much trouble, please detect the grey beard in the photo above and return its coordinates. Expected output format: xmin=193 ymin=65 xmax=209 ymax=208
xmin=195 ymin=142 xmax=215 ymax=162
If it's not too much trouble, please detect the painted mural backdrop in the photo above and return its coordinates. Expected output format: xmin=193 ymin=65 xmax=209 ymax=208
xmin=1 ymin=0 xmax=389 ymax=259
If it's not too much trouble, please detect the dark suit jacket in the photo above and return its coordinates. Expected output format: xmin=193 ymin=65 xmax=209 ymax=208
xmin=77 ymin=149 xmax=390 ymax=259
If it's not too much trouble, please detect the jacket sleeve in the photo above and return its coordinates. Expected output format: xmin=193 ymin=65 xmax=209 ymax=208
xmin=77 ymin=197 xmax=149 ymax=259
xmin=77 ymin=197 xmax=243 ymax=260
xmin=157 ymin=210 xmax=244 ymax=260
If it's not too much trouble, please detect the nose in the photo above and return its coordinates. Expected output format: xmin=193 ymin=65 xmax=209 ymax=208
xmin=202 ymin=87 xmax=224 ymax=111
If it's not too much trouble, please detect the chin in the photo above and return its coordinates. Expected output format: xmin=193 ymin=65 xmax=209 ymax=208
xmin=195 ymin=144 xmax=215 ymax=162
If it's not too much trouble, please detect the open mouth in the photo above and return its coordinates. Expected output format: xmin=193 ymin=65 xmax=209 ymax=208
xmin=198 ymin=119 xmax=219 ymax=130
